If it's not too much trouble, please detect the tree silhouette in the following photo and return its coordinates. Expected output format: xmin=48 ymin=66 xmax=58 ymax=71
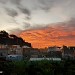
xmin=0 ymin=30 xmax=31 ymax=47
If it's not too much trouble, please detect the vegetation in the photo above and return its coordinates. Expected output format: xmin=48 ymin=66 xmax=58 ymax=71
xmin=0 ymin=60 xmax=75 ymax=75
xmin=0 ymin=30 xmax=31 ymax=47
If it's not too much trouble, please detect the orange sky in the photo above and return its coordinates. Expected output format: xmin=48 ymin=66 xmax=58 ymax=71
xmin=20 ymin=24 xmax=75 ymax=48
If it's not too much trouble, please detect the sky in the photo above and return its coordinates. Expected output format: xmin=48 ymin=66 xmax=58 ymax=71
xmin=0 ymin=0 xmax=75 ymax=48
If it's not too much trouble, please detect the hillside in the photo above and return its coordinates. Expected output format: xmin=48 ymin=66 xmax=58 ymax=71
xmin=0 ymin=30 xmax=31 ymax=47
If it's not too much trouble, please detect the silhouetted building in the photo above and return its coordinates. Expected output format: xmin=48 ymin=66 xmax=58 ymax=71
xmin=22 ymin=48 xmax=40 ymax=59
xmin=47 ymin=46 xmax=62 ymax=58
xmin=62 ymin=46 xmax=75 ymax=59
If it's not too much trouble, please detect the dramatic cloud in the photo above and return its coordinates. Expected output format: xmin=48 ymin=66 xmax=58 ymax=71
xmin=0 ymin=0 xmax=75 ymax=48
xmin=5 ymin=8 xmax=18 ymax=17
xmin=20 ymin=21 xmax=75 ymax=48
xmin=18 ymin=7 xmax=31 ymax=16
xmin=0 ymin=0 xmax=75 ymax=33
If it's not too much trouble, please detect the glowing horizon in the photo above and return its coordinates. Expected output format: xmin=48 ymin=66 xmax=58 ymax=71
xmin=20 ymin=22 xmax=75 ymax=48
xmin=0 ymin=0 xmax=75 ymax=48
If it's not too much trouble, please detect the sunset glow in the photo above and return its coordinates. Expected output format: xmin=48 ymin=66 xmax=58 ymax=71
xmin=20 ymin=23 xmax=75 ymax=48
xmin=0 ymin=0 xmax=75 ymax=48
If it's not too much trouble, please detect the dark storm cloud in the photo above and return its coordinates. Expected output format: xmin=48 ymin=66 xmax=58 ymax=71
xmin=5 ymin=8 xmax=18 ymax=17
xmin=18 ymin=6 xmax=31 ymax=16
